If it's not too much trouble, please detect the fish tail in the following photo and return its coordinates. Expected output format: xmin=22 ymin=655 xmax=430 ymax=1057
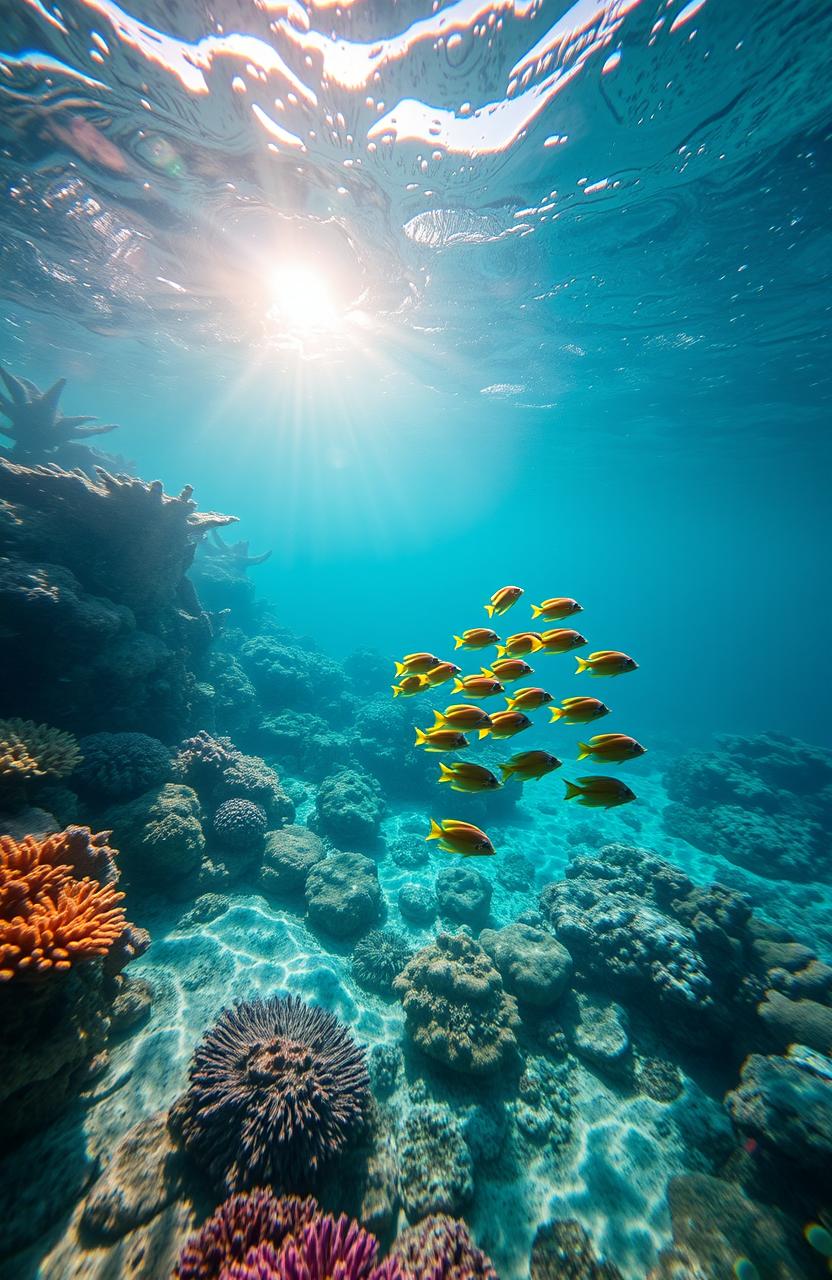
xmin=392 ymin=684 xmax=401 ymax=698
xmin=478 ymin=727 xmax=491 ymax=740
xmin=453 ymin=635 xmax=464 ymax=649
xmin=499 ymin=764 xmax=515 ymax=781
xmin=575 ymin=656 xmax=589 ymax=674
xmin=480 ymin=666 xmax=494 ymax=677
xmin=394 ymin=661 xmax=406 ymax=676
xmin=426 ymin=818 xmax=443 ymax=841
xmin=452 ymin=678 xmax=464 ymax=693
xmin=432 ymin=709 xmax=445 ymax=728
xmin=485 ymin=604 xmax=495 ymax=617
xmin=438 ymin=763 xmax=454 ymax=784
xmin=505 ymin=696 xmax=516 ymax=710
xmin=496 ymin=645 xmax=507 ymax=658
xmin=577 ymin=743 xmax=591 ymax=761
xmin=415 ymin=728 xmax=427 ymax=746
xmin=564 ymin=780 xmax=583 ymax=801
xmin=531 ymin=604 xmax=542 ymax=618
xmin=549 ymin=706 xmax=562 ymax=721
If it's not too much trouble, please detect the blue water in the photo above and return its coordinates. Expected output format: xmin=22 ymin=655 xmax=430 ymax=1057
xmin=1 ymin=0 xmax=831 ymax=1277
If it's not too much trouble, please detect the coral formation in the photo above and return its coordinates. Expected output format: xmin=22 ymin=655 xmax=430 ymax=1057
xmin=397 ymin=1101 xmax=474 ymax=1221
xmin=229 ymin=1212 xmax=396 ymax=1280
xmin=212 ymin=799 xmax=268 ymax=851
xmin=75 ymin=731 xmax=172 ymax=800
xmin=0 ymin=718 xmax=81 ymax=785
xmin=305 ymin=851 xmax=383 ymax=938
xmin=351 ymin=929 xmax=414 ymax=994
xmin=176 ymin=995 xmax=369 ymax=1192
xmin=435 ymin=864 xmax=492 ymax=927
xmin=259 ymin=825 xmax=328 ymax=898
xmin=213 ymin=753 xmax=294 ymax=828
xmin=388 ymin=1214 xmax=498 ymax=1280
xmin=0 ymin=366 xmax=119 ymax=467
xmin=561 ymin=992 xmax=631 ymax=1076
xmin=173 ymin=732 xmax=238 ymax=787
xmin=240 ymin=634 xmax=344 ymax=714
xmin=314 ymin=768 xmax=385 ymax=845
xmin=175 ymin=1189 xmax=319 ymax=1279
xmin=530 ymin=1220 xmax=623 ymax=1280
xmin=479 ymin=922 xmax=572 ymax=1007
xmin=393 ymin=932 xmax=520 ymax=1075
xmin=398 ymin=882 xmax=437 ymax=924
xmin=513 ymin=1055 xmax=573 ymax=1145
xmin=104 ymin=783 xmax=205 ymax=888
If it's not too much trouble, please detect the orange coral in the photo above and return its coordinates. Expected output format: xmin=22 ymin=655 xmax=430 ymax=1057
xmin=0 ymin=831 xmax=127 ymax=981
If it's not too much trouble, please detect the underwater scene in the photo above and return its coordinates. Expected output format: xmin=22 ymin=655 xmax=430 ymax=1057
xmin=0 ymin=0 xmax=831 ymax=1277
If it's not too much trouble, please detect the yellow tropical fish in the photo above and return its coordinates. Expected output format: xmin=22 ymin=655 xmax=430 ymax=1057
xmin=505 ymin=687 xmax=553 ymax=712
xmin=479 ymin=709 xmax=532 ymax=740
xmin=564 ymin=776 xmax=636 ymax=808
xmin=454 ymin=628 xmax=500 ymax=650
xmin=426 ymin=817 xmax=495 ymax=857
xmin=575 ymin=650 xmax=638 ymax=677
xmin=485 ymin=585 xmax=523 ymax=618
xmin=453 ymin=674 xmax=505 ymax=698
xmin=577 ymin=734 xmax=647 ymax=763
xmin=537 ymin=629 xmax=587 ymax=655
xmin=394 ymin=652 xmax=440 ymax=675
xmin=531 ymin=597 xmax=583 ymax=621
xmin=495 ymin=631 xmax=542 ymax=659
xmin=499 ymin=750 xmax=562 ymax=782
xmin=438 ymin=761 xmax=502 ymax=793
xmin=392 ymin=674 xmax=429 ymax=698
xmin=433 ymin=704 xmax=493 ymax=732
xmin=424 ymin=661 xmax=462 ymax=687
xmin=550 ymin=696 xmax=610 ymax=724
xmin=484 ymin=658 xmax=533 ymax=684
xmin=414 ymin=726 xmax=469 ymax=753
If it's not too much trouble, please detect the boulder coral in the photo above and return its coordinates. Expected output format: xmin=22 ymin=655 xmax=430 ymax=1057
xmin=387 ymin=1214 xmax=498 ymax=1280
xmin=103 ymin=783 xmax=205 ymax=888
xmin=259 ymin=826 xmax=328 ymax=898
xmin=174 ymin=995 xmax=369 ymax=1192
xmin=305 ymin=851 xmax=383 ymax=939
xmin=435 ymin=864 xmax=492 ymax=927
xmin=212 ymin=799 xmax=268 ymax=852
xmin=530 ymin=1220 xmax=623 ymax=1280
xmin=396 ymin=1101 xmax=474 ymax=1221
xmin=479 ymin=922 xmax=572 ymax=1007
xmin=314 ymin=768 xmax=385 ymax=845
xmin=75 ymin=731 xmax=172 ymax=800
xmin=393 ymin=932 xmax=521 ymax=1076
xmin=213 ymin=753 xmax=295 ymax=828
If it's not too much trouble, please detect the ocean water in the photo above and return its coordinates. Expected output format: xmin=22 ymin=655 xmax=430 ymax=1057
xmin=0 ymin=1 xmax=831 ymax=1278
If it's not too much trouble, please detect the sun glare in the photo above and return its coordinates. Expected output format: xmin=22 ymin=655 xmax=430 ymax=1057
xmin=267 ymin=262 xmax=338 ymax=334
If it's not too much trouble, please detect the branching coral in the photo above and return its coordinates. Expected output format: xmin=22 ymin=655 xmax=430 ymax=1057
xmin=173 ymin=732 xmax=238 ymax=787
xmin=0 ymin=829 xmax=127 ymax=980
xmin=227 ymin=1213 xmax=393 ymax=1280
xmin=174 ymin=1189 xmax=319 ymax=1279
xmin=0 ymin=718 xmax=81 ymax=782
xmin=0 ymin=367 xmax=119 ymax=462
xmin=177 ymin=995 xmax=369 ymax=1192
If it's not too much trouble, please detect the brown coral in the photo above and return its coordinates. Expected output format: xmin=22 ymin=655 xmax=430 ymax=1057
xmin=0 ymin=717 xmax=81 ymax=780
xmin=0 ymin=829 xmax=127 ymax=981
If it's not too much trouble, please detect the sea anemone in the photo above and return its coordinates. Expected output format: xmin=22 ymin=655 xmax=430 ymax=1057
xmin=0 ymin=718 xmax=81 ymax=782
xmin=174 ymin=1189 xmax=319 ymax=1279
xmin=178 ymin=995 xmax=369 ymax=1192
xmin=351 ymin=929 xmax=414 ymax=994
xmin=212 ymin=798 xmax=268 ymax=850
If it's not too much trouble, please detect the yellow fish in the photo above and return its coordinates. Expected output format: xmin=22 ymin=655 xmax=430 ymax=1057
xmin=453 ymin=674 xmax=505 ymax=698
xmin=427 ymin=817 xmax=495 ymax=857
xmin=577 ymin=734 xmax=647 ymax=763
xmin=575 ymin=650 xmax=638 ymax=677
xmin=484 ymin=658 xmax=534 ymax=684
xmin=564 ymin=776 xmax=636 ymax=808
xmin=394 ymin=652 xmax=440 ymax=675
xmin=505 ymin=687 xmax=553 ymax=712
xmin=495 ymin=631 xmax=542 ymax=659
xmin=537 ymin=629 xmax=587 ymax=655
xmin=454 ymin=628 xmax=500 ymax=650
xmin=479 ymin=709 xmax=532 ymax=740
xmin=500 ymin=750 xmax=562 ymax=782
xmin=432 ymin=704 xmax=493 ymax=732
xmin=438 ymin=761 xmax=502 ymax=793
xmin=550 ymin=696 xmax=610 ymax=724
xmin=424 ymin=661 xmax=462 ymax=687
xmin=414 ymin=727 xmax=468 ymax=753
xmin=485 ymin=585 xmax=523 ymax=618
xmin=531 ymin=597 xmax=583 ymax=621
xmin=392 ymin=674 xmax=429 ymax=698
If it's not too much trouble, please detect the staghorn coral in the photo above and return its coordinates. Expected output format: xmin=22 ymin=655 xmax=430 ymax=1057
xmin=176 ymin=995 xmax=369 ymax=1193
xmin=0 ymin=718 xmax=81 ymax=783
xmin=174 ymin=1189 xmax=319 ymax=1279
xmin=388 ymin=1214 xmax=498 ymax=1280
xmin=75 ymin=731 xmax=172 ymax=800
xmin=0 ymin=828 xmax=127 ymax=980
xmin=0 ymin=366 xmax=119 ymax=465
xmin=212 ymin=799 xmax=268 ymax=851
xmin=351 ymin=929 xmax=414 ymax=995
xmin=393 ymin=932 xmax=520 ymax=1076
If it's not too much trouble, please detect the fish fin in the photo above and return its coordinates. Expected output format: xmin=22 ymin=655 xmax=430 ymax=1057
xmin=531 ymin=605 xmax=542 ymax=618
xmin=577 ymin=743 xmax=591 ymax=761
xmin=480 ymin=666 xmax=494 ymax=677
xmin=452 ymin=678 xmax=464 ymax=693
xmin=394 ymin=661 xmax=406 ymax=676
xmin=392 ymin=684 xmax=401 ymax=697
xmin=485 ymin=604 xmax=495 ymax=617
xmin=506 ymin=696 xmax=516 ymax=710
xmin=438 ymin=763 xmax=454 ymax=784
xmin=499 ymin=764 xmax=514 ymax=781
xmin=427 ymin=818 xmax=443 ymax=841
xmin=415 ymin=728 xmax=427 ymax=746
xmin=496 ymin=645 xmax=507 ymax=658
xmin=478 ymin=727 xmax=491 ymax=740
xmin=564 ymin=780 xmax=583 ymax=800
xmin=432 ymin=709 xmax=446 ymax=728
xmin=453 ymin=636 xmax=464 ymax=649
xmin=549 ymin=707 xmax=562 ymax=721
xmin=575 ymin=656 xmax=589 ymax=674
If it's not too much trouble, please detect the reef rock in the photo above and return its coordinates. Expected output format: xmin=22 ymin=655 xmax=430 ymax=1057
xmin=479 ymin=922 xmax=572 ymax=1007
xmin=561 ymin=992 xmax=631 ymax=1076
xmin=313 ymin=768 xmax=385 ymax=846
xmin=305 ymin=850 xmax=383 ymax=938
xmin=393 ymin=932 xmax=520 ymax=1076
xmin=103 ymin=783 xmax=205 ymax=890
xmin=81 ymin=1111 xmax=186 ymax=1241
xmin=259 ymin=825 xmax=328 ymax=898
xmin=398 ymin=881 xmax=437 ymax=924
xmin=212 ymin=752 xmax=294 ymax=828
xmin=397 ymin=1101 xmax=474 ymax=1222
xmin=74 ymin=732 xmax=171 ymax=802
xmin=530 ymin=1219 xmax=623 ymax=1280
xmin=388 ymin=1213 xmax=498 ymax=1280
xmin=435 ymin=864 xmax=492 ymax=927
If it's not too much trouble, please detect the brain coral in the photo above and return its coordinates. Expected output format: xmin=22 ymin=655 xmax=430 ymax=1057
xmin=177 ymin=995 xmax=369 ymax=1192
xmin=75 ymin=731 xmax=171 ymax=800
xmin=212 ymin=799 xmax=268 ymax=851
xmin=214 ymin=753 xmax=295 ymax=828
xmin=388 ymin=1214 xmax=498 ymax=1280
xmin=0 ymin=828 xmax=127 ymax=980
xmin=175 ymin=1189 xmax=319 ymax=1279
xmin=393 ymin=932 xmax=520 ymax=1075
xmin=0 ymin=718 xmax=81 ymax=782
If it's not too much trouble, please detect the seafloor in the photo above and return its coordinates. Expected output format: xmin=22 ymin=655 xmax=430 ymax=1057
xmin=1 ymin=375 xmax=831 ymax=1280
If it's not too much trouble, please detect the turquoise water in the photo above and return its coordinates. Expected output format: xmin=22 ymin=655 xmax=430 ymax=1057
xmin=1 ymin=1 xmax=831 ymax=1278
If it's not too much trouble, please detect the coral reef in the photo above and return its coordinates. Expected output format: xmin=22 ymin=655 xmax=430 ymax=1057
xmin=229 ymin=1212 xmax=395 ymax=1280
xmin=397 ymin=1102 xmax=474 ymax=1221
xmin=351 ymin=697 xmax=434 ymax=801
xmin=240 ymin=634 xmax=344 ymax=716
xmin=398 ymin=882 xmax=437 ymax=924
xmin=259 ymin=825 xmax=328 ymax=898
xmin=435 ymin=864 xmax=492 ymax=927
xmin=75 ymin=731 xmax=172 ymax=800
xmin=388 ymin=1214 xmax=498 ymax=1280
xmin=351 ymin=929 xmax=414 ymax=994
xmin=213 ymin=753 xmax=294 ymax=828
xmin=173 ymin=732 xmax=238 ymax=788
xmin=0 ymin=366 xmax=120 ymax=469
xmin=0 ymin=717 xmax=81 ymax=787
xmin=530 ymin=1220 xmax=623 ymax=1280
xmin=175 ymin=995 xmax=369 ymax=1192
xmin=479 ymin=922 xmax=572 ymax=1007
xmin=175 ymin=1189 xmax=319 ymax=1279
xmin=368 ymin=1044 xmax=402 ymax=1097
xmin=305 ymin=851 xmax=383 ymax=938
xmin=513 ymin=1055 xmax=573 ymax=1145
xmin=212 ymin=799 xmax=268 ymax=852
xmin=207 ymin=652 xmax=261 ymax=737
xmin=561 ymin=992 xmax=631 ymax=1076
xmin=393 ymin=932 xmax=520 ymax=1075
xmin=314 ymin=768 xmax=385 ymax=845
xmin=103 ymin=783 xmax=205 ymax=889
xmin=256 ymin=710 xmax=353 ymax=782
xmin=663 ymin=732 xmax=832 ymax=881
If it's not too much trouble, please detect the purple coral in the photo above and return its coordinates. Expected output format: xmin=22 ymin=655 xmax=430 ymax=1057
xmin=173 ymin=732 xmax=238 ymax=785
xmin=225 ymin=1214 xmax=393 ymax=1280
xmin=178 ymin=995 xmax=369 ymax=1192
xmin=388 ymin=1215 xmax=498 ymax=1280
xmin=174 ymin=1189 xmax=319 ymax=1279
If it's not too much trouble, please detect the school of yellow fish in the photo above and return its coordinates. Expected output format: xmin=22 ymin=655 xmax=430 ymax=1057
xmin=392 ymin=585 xmax=644 ymax=858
